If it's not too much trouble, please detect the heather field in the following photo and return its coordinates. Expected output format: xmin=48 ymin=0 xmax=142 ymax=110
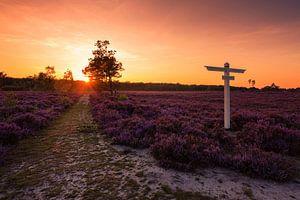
xmin=90 ymin=91 xmax=300 ymax=182
xmin=0 ymin=91 xmax=79 ymax=164
xmin=0 ymin=91 xmax=299 ymax=200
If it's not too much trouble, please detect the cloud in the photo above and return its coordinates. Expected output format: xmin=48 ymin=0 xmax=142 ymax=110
xmin=0 ymin=34 xmax=61 ymax=48
xmin=116 ymin=50 xmax=139 ymax=60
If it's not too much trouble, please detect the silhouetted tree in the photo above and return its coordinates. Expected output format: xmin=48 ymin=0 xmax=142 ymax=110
xmin=248 ymin=79 xmax=252 ymax=87
xmin=34 ymin=66 xmax=56 ymax=91
xmin=270 ymin=83 xmax=279 ymax=89
xmin=0 ymin=71 xmax=7 ymax=88
xmin=251 ymin=80 xmax=256 ymax=88
xmin=26 ymin=76 xmax=36 ymax=89
xmin=45 ymin=66 xmax=56 ymax=79
xmin=262 ymin=83 xmax=280 ymax=91
xmin=62 ymin=68 xmax=74 ymax=91
xmin=63 ymin=68 xmax=74 ymax=81
xmin=82 ymin=40 xmax=124 ymax=95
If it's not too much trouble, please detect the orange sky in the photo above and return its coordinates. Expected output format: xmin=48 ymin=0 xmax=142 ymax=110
xmin=0 ymin=0 xmax=300 ymax=88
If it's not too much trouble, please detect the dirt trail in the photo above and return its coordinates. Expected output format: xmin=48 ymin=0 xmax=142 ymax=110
xmin=0 ymin=95 xmax=299 ymax=200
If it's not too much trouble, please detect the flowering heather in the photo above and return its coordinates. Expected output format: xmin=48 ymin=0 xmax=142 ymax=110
xmin=0 ymin=122 xmax=26 ymax=145
xmin=0 ymin=91 xmax=79 ymax=164
xmin=90 ymin=91 xmax=300 ymax=181
xmin=0 ymin=145 xmax=8 ymax=165
xmin=229 ymin=146 xmax=295 ymax=182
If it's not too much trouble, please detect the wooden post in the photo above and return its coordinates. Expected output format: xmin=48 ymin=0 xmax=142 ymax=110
xmin=224 ymin=63 xmax=230 ymax=129
xmin=204 ymin=62 xmax=246 ymax=129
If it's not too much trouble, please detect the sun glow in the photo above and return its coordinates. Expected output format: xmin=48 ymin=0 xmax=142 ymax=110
xmin=72 ymin=70 xmax=89 ymax=82
xmin=79 ymin=75 xmax=90 ymax=83
xmin=83 ymin=77 xmax=90 ymax=83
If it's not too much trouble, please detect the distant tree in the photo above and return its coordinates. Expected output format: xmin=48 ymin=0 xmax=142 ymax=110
xmin=62 ymin=68 xmax=74 ymax=91
xmin=82 ymin=40 xmax=124 ymax=95
xmin=45 ymin=66 xmax=56 ymax=79
xmin=0 ymin=71 xmax=7 ymax=88
xmin=270 ymin=83 xmax=275 ymax=87
xmin=262 ymin=83 xmax=280 ymax=91
xmin=270 ymin=83 xmax=279 ymax=90
xmin=34 ymin=66 xmax=56 ymax=91
xmin=251 ymin=80 xmax=256 ymax=88
xmin=0 ymin=72 xmax=7 ymax=78
xmin=26 ymin=75 xmax=36 ymax=90
xmin=63 ymin=68 xmax=74 ymax=81
xmin=248 ymin=79 xmax=252 ymax=87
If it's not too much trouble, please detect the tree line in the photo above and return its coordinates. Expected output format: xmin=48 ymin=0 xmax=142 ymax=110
xmin=0 ymin=67 xmax=76 ymax=92
xmin=0 ymin=72 xmax=298 ymax=92
xmin=1 ymin=40 xmax=299 ymax=93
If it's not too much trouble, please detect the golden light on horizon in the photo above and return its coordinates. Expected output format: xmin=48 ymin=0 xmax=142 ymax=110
xmin=0 ymin=0 xmax=299 ymax=88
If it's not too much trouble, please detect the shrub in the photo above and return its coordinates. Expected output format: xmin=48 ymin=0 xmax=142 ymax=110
xmin=268 ymin=113 xmax=299 ymax=129
xmin=151 ymin=134 xmax=222 ymax=171
xmin=117 ymin=94 xmax=128 ymax=101
xmin=231 ymin=111 xmax=261 ymax=131
xmin=60 ymin=96 xmax=72 ymax=108
xmin=0 ymin=122 xmax=24 ymax=145
xmin=0 ymin=145 xmax=8 ymax=165
xmin=230 ymin=147 xmax=295 ymax=182
xmin=238 ymin=120 xmax=300 ymax=155
xmin=3 ymin=92 xmax=17 ymax=108
xmin=10 ymin=113 xmax=48 ymax=130
xmin=110 ymin=116 xmax=156 ymax=148
xmin=155 ymin=115 xmax=183 ymax=134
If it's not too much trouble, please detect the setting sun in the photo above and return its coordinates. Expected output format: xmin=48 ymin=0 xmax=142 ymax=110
xmin=73 ymin=70 xmax=90 ymax=82
xmin=83 ymin=77 xmax=90 ymax=83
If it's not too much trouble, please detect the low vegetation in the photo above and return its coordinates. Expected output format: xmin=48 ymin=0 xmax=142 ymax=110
xmin=0 ymin=91 xmax=79 ymax=163
xmin=90 ymin=91 xmax=300 ymax=182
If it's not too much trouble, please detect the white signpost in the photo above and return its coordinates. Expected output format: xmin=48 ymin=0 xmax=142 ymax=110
xmin=204 ymin=62 xmax=246 ymax=129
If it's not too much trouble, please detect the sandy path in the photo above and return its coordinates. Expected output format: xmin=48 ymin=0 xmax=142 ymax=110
xmin=0 ymin=95 xmax=298 ymax=200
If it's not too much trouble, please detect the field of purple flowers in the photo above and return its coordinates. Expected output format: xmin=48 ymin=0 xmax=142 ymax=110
xmin=0 ymin=91 xmax=79 ymax=164
xmin=90 ymin=91 xmax=300 ymax=182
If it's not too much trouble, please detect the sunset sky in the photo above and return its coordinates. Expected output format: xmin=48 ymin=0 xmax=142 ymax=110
xmin=0 ymin=0 xmax=300 ymax=88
